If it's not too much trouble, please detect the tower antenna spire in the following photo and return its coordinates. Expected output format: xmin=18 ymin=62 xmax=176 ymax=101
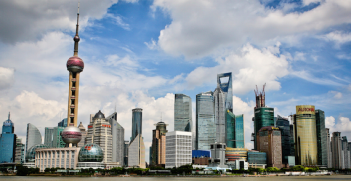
xmin=8 ymin=112 xmax=10 ymax=120
xmin=73 ymin=1 xmax=80 ymax=56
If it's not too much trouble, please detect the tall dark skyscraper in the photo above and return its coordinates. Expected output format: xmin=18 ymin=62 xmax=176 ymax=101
xmin=276 ymin=115 xmax=291 ymax=164
xmin=315 ymin=109 xmax=327 ymax=167
xmin=252 ymin=84 xmax=274 ymax=150
xmin=131 ymin=108 xmax=142 ymax=141
xmin=0 ymin=113 xmax=16 ymax=163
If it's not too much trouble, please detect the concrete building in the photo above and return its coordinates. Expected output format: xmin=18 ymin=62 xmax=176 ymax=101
xmin=293 ymin=105 xmax=318 ymax=166
xmin=15 ymin=138 xmax=25 ymax=164
xmin=26 ymin=123 xmax=42 ymax=152
xmin=326 ymin=128 xmax=332 ymax=168
xmin=331 ymin=132 xmax=342 ymax=169
xmin=209 ymin=143 xmax=228 ymax=168
xmin=77 ymin=122 xmax=86 ymax=148
xmin=151 ymin=121 xmax=168 ymax=167
xmin=315 ymin=109 xmax=327 ymax=167
xmin=128 ymin=134 xmax=145 ymax=168
xmin=35 ymin=147 xmax=80 ymax=171
xmin=165 ymin=131 xmax=192 ymax=168
xmin=257 ymin=126 xmax=282 ymax=168
xmin=192 ymin=150 xmax=210 ymax=166
xmin=124 ymin=140 xmax=129 ymax=166
xmin=196 ymin=91 xmax=215 ymax=150
xmin=0 ymin=113 xmax=16 ymax=163
xmin=106 ymin=112 xmax=125 ymax=165
xmin=86 ymin=110 xmax=113 ymax=163
xmin=342 ymin=136 xmax=349 ymax=169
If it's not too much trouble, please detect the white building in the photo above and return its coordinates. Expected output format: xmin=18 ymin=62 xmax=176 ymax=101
xmin=35 ymin=147 xmax=80 ymax=172
xmin=165 ymin=131 xmax=192 ymax=168
xmin=128 ymin=134 xmax=145 ymax=168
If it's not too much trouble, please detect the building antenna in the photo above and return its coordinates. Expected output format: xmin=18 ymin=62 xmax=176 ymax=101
xmin=73 ymin=0 xmax=80 ymax=56
xmin=8 ymin=112 xmax=10 ymax=120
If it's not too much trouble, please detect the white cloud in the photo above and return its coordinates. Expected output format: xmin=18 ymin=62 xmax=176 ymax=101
xmin=152 ymin=0 xmax=351 ymax=59
xmin=325 ymin=116 xmax=335 ymax=129
xmin=335 ymin=117 xmax=351 ymax=133
xmin=106 ymin=13 xmax=131 ymax=30
xmin=184 ymin=43 xmax=289 ymax=94
xmin=302 ymin=0 xmax=323 ymax=6
xmin=329 ymin=91 xmax=342 ymax=99
xmin=0 ymin=67 xmax=15 ymax=90
xmin=322 ymin=31 xmax=351 ymax=46
xmin=144 ymin=39 xmax=158 ymax=50
xmin=291 ymin=70 xmax=344 ymax=86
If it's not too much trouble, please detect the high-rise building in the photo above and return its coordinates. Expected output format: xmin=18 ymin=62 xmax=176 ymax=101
xmin=293 ymin=105 xmax=318 ymax=166
xmin=257 ymin=126 xmax=282 ymax=168
xmin=174 ymin=94 xmax=192 ymax=132
xmin=15 ymin=138 xmax=25 ymax=164
xmin=124 ymin=140 xmax=129 ymax=166
xmin=53 ymin=127 xmax=65 ymax=148
xmin=106 ymin=112 xmax=125 ymax=164
xmin=131 ymin=108 xmax=143 ymax=141
xmin=225 ymin=110 xmax=245 ymax=148
xmin=151 ymin=121 xmax=168 ymax=166
xmin=44 ymin=127 xmax=55 ymax=147
xmin=214 ymin=87 xmax=226 ymax=143
xmin=348 ymin=142 xmax=351 ymax=169
xmin=128 ymin=134 xmax=145 ymax=168
xmin=331 ymin=132 xmax=342 ymax=169
xmin=77 ymin=122 xmax=86 ymax=148
xmin=217 ymin=72 xmax=233 ymax=112
xmin=0 ymin=113 xmax=17 ymax=163
xmin=342 ymin=136 xmax=349 ymax=169
xmin=315 ymin=109 xmax=327 ymax=167
xmin=252 ymin=84 xmax=274 ymax=150
xmin=196 ymin=91 xmax=215 ymax=150
xmin=290 ymin=124 xmax=295 ymax=157
xmin=58 ymin=118 xmax=68 ymax=127
xmin=26 ymin=123 xmax=42 ymax=152
xmin=165 ymin=131 xmax=192 ymax=168
xmin=276 ymin=115 xmax=291 ymax=164
xmin=86 ymin=110 xmax=113 ymax=163
xmin=326 ymin=128 xmax=332 ymax=168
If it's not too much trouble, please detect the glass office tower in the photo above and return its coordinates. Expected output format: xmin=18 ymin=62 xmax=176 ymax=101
xmin=174 ymin=94 xmax=192 ymax=132
xmin=225 ymin=110 xmax=245 ymax=148
xmin=131 ymin=108 xmax=143 ymax=141
xmin=0 ymin=113 xmax=16 ymax=163
xmin=58 ymin=118 xmax=68 ymax=127
xmin=196 ymin=91 xmax=215 ymax=150
xmin=253 ymin=107 xmax=274 ymax=149
xmin=315 ymin=109 xmax=327 ymax=167
xmin=294 ymin=105 xmax=318 ymax=166
xmin=235 ymin=114 xmax=245 ymax=148
xmin=276 ymin=115 xmax=291 ymax=164
xmin=214 ymin=87 xmax=226 ymax=143
xmin=217 ymin=72 xmax=233 ymax=112
xmin=26 ymin=123 xmax=42 ymax=152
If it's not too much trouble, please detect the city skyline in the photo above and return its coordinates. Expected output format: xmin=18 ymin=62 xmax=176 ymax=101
xmin=0 ymin=0 xmax=351 ymax=164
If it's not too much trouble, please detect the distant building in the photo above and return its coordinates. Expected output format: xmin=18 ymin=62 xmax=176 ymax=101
xmin=57 ymin=118 xmax=68 ymax=127
xmin=214 ymin=87 xmax=226 ymax=143
xmin=77 ymin=122 xmax=86 ymax=148
xmin=25 ymin=144 xmax=48 ymax=167
xmin=15 ymin=138 xmax=25 ymax=164
xmin=257 ymin=126 xmax=282 ymax=168
xmin=209 ymin=143 xmax=228 ymax=168
xmin=247 ymin=151 xmax=267 ymax=168
xmin=192 ymin=150 xmax=210 ymax=166
xmin=128 ymin=134 xmax=145 ymax=168
xmin=165 ymin=131 xmax=192 ymax=168
xmin=35 ymin=147 xmax=81 ymax=171
xmin=26 ymin=123 xmax=42 ymax=152
xmin=124 ymin=140 xmax=129 ymax=166
xmin=342 ymin=136 xmax=349 ymax=169
xmin=276 ymin=115 xmax=291 ymax=164
xmin=217 ymin=72 xmax=233 ymax=112
xmin=131 ymin=108 xmax=143 ymax=141
xmin=106 ymin=112 xmax=125 ymax=164
xmin=315 ymin=109 xmax=327 ymax=167
xmin=44 ymin=127 xmax=54 ymax=147
xmin=289 ymin=124 xmax=295 ymax=157
xmin=174 ymin=94 xmax=192 ymax=132
xmin=226 ymin=110 xmax=245 ymax=148
xmin=77 ymin=143 xmax=104 ymax=169
xmin=225 ymin=147 xmax=248 ymax=161
xmin=293 ymin=105 xmax=318 ymax=166
xmin=331 ymin=132 xmax=342 ymax=169
xmin=196 ymin=91 xmax=215 ymax=150
xmin=326 ymin=128 xmax=332 ymax=168
xmin=151 ymin=121 xmax=168 ymax=167
xmin=85 ymin=110 xmax=113 ymax=163
xmin=0 ymin=113 xmax=16 ymax=163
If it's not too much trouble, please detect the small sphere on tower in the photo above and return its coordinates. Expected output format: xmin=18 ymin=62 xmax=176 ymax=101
xmin=74 ymin=35 xmax=80 ymax=42
xmin=61 ymin=126 xmax=82 ymax=145
xmin=67 ymin=56 xmax=84 ymax=73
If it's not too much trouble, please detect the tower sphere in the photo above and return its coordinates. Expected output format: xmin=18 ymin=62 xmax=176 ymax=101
xmin=67 ymin=56 xmax=84 ymax=73
xmin=61 ymin=126 xmax=82 ymax=144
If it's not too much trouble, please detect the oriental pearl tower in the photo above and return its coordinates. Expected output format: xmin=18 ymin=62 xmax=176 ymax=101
xmin=61 ymin=3 xmax=83 ymax=147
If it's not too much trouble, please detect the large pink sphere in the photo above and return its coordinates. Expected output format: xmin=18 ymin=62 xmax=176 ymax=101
xmin=61 ymin=126 xmax=82 ymax=144
xmin=67 ymin=56 xmax=84 ymax=73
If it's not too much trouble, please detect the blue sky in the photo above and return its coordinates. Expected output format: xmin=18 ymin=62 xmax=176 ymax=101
xmin=0 ymin=0 xmax=351 ymax=162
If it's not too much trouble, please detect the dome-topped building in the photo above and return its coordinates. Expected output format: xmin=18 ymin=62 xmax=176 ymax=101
xmin=94 ymin=110 xmax=105 ymax=119
xmin=77 ymin=143 xmax=104 ymax=169
xmin=26 ymin=144 xmax=49 ymax=162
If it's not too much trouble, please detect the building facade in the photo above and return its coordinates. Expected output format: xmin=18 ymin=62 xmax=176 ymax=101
xmin=174 ymin=94 xmax=192 ymax=132
xmin=225 ymin=111 xmax=245 ymax=148
xmin=165 ymin=131 xmax=192 ymax=168
xmin=326 ymin=128 xmax=332 ymax=168
xmin=315 ymin=109 xmax=327 ymax=167
xmin=331 ymin=132 xmax=342 ymax=169
xmin=35 ymin=147 xmax=80 ymax=172
xmin=151 ymin=121 xmax=168 ymax=166
xmin=124 ymin=140 xmax=129 ymax=166
xmin=58 ymin=118 xmax=68 ymax=127
xmin=247 ymin=151 xmax=267 ymax=168
xmin=196 ymin=91 xmax=215 ymax=150
xmin=131 ymin=108 xmax=143 ymax=141
xmin=15 ymin=138 xmax=25 ymax=164
xmin=342 ymin=136 xmax=349 ymax=169
xmin=294 ymin=105 xmax=318 ymax=166
xmin=128 ymin=134 xmax=145 ymax=168
xmin=217 ymin=72 xmax=233 ymax=112
xmin=26 ymin=123 xmax=42 ymax=152
xmin=253 ymin=107 xmax=274 ymax=150
xmin=0 ymin=113 xmax=16 ymax=163
xmin=225 ymin=147 xmax=248 ymax=161
xmin=85 ymin=110 xmax=113 ymax=163
xmin=106 ymin=112 xmax=125 ymax=165
xmin=257 ymin=126 xmax=282 ymax=168
xmin=276 ymin=115 xmax=291 ymax=164
xmin=214 ymin=87 xmax=226 ymax=143
xmin=77 ymin=122 xmax=86 ymax=148
xmin=209 ymin=143 xmax=227 ymax=168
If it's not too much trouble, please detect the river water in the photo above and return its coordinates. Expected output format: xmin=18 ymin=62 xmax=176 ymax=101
xmin=1 ymin=175 xmax=351 ymax=181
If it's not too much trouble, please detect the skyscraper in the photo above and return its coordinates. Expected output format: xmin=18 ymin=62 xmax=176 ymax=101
xmin=326 ymin=128 xmax=332 ymax=168
xmin=124 ymin=140 xmax=129 ymax=166
xmin=315 ymin=109 xmax=327 ymax=167
xmin=276 ymin=115 xmax=291 ymax=164
xmin=174 ymin=94 xmax=192 ymax=132
xmin=131 ymin=108 xmax=143 ymax=141
xmin=151 ymin=121 xmax=168 ymax=166
xmin=331 ymin=132 xmax=342 ymax=169
xmin=128 ymin=134 xmax=145 ymax=168
xmin=77 ymin=122 xmax=87 ymax=148
xmin=165 ymin=131 xmax=192 ymax=168
xmin=257 ymin=126 xmax=282 ymax=168
xmin=44 ymin=127 xmax=54 ymax=147
xmin=15 ymin=138 xmax=25 ymax=164
xmin=85 ymin=110 xmax=113 ymax=163
xmin=0 ymin=113 xmax=17 ymax=163
xmin=58 ymin=118 xmax=68 ymax=127
xmin=217 ymin=72 xmax=233 ymax=112
xmin=196 ymin=91 xmax=215 ymax=150
xmin=252 ymin=84 xmax=274 ymax=150
xmin=106 ymin=112 xmax=125 ymax=164
xmin=225 ymin=110 xmax=245 ymax=148
xmin=342 ymin=136 xmax=349 ymax=169
xmin=294 ymin=105 xmax=318 ymax=166
xmin=234 ymin=114 xmax=245 ymax=148
xmin=26 ymin=123 xmax=42 ymax=152
xmin=214 ymin=87 xmax=225 ymax=143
